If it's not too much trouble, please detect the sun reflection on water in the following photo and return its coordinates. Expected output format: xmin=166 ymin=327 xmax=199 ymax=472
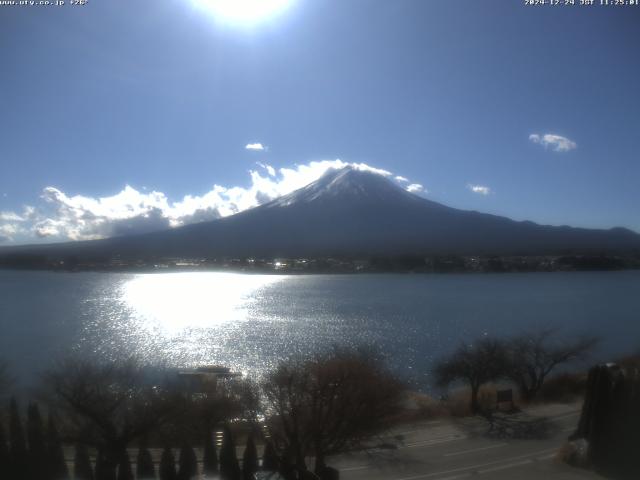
xmin=121 ymin=272 xmax=286 ymax=335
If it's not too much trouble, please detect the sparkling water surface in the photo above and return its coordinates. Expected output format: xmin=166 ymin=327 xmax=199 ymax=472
xmin=1 ymin=270 xmax=639 ymax=391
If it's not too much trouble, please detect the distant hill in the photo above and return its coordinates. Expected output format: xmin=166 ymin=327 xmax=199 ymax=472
xmin=1 ymin=167 xmax=639 ymax=262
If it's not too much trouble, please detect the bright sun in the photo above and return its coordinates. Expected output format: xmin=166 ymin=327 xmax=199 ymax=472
xmin=192 ymin=0 xmax=293 ymax=24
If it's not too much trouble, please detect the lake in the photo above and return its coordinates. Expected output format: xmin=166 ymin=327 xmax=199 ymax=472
xmin=1 ymin=270 xmax=639 ymax=391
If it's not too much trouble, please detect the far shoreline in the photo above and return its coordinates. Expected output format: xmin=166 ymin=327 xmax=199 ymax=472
xmin=1 ymin=257 xmax=639 ymax=276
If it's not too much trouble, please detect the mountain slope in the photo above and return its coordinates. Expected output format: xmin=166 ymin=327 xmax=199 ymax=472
xmin=2 ymin=167 xmax=640 ymax=259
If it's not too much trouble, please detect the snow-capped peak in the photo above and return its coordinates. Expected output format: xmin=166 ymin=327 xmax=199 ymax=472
xmin=267 ymin=166 xmax=418 ymax=208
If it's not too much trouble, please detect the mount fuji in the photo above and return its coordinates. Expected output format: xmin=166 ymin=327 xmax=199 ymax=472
xmin=2 ymin=167 xmax=639 ymax=261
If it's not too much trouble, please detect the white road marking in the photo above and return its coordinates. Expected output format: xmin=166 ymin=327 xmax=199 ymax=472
xmin=443 ymin=443 xmax=507 ymax=457
xmin=341 ymin=465 xmax=371 ymax=472
xmin=405 ymin=434 xmax=466 ymax=448
xmin=536 ymin=453 xmax=557 ymax=461
xmin=435 ymin=474 xmax=472 ymax=480
xmin=478 ymin=459 xmax=533 ymax=474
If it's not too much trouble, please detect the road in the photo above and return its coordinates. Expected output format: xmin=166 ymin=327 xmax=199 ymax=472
xmin=332 ymin=403 xmax=604 ymax=480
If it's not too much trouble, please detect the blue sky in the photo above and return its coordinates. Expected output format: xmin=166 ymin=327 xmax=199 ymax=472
xmin=1 ymin=0 xmax=639 ymax=244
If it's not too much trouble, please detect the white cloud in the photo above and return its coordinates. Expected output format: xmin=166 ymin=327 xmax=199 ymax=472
xmin=529 ymin=133 xmax=577 ymax=152
xmin=257 ymin=162 xmax=276 ymax=177
xmin=0 ymin=159 xmax=422 ymax=244
xmin=245 ymin=143 xmax=266 ymax=151
xmin=395 ymin=176 xmax=408 ymax=183
xmin=0 ymin=211 xmax=24 ymax=222
xmin=467 ymin=184 xmax=491 ymax=195
xmin=34 ymin=223 xmax=60 ymax=238
xmin=0 ymin=207 xmax=36 ymax=239
xmin=30 ymin=186 xmax=175 ymax=241
xmin=406 ymin=183 xmax=424 ymax=193
xmin=0 ymin=224 xmax=17 ymax=242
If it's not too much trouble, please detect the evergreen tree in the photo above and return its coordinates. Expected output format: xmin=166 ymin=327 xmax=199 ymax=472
xmin=219 ymin=426 xmax=241 ymax=480
xmin=278 ymin=453 xmax=296 ymax=480
xmin=27 ymin=403 xmax=48 ymax=480
xmin=159 ymin=447 xmax=177 ymax=480
xmin=136 ymin=442 xmax=155 ymax=480
xmin=74 ymin=443 xmax=94 ymax=480
xmin=202 ymin=430 xmax=218 ymax=476
xmin=46 ymin=413 xmax=69 ymax=480
xmin=261 ymin=442 xmax=278 ymax=472
xmin=242 ymin=435 xmax=258 ymax=480
xmin=177 ymin=444 xmax=198 ymax=480
xmin=94 ymin=448 xmax=117 ymax=480
xmin=9 ymin=398 xmax=28 ymax=480
xmin=95 ymin=449 xmax=108 ymax=480
xmin=0 ymin=422 xmax=9 ymax=478
xmin=116 ymin=450 xmax=134 ymax=480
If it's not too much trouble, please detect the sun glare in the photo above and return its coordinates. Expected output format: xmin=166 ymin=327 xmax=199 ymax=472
xmin=192 ymin=0 xmax=293 ymax=25
xmin=122 ymin=272 xmax=285 ymax=334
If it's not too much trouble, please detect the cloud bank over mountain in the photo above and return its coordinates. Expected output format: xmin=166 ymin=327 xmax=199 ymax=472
xmin=0 ymin=160 xmax=422 ymax=244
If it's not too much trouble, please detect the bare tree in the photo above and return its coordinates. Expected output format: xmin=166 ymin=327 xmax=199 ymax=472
xmin=434 ymin=338 xmax=509 ymax=414
xmin=160 ymin=376 xmax=257 ymax=448
xmin=41 ymin=358 xmax=182 ymax=478
xmin=262 ymin=349 xmax=404 ymax=476
xmin=506 ymin=329 xmax=597 ymax=402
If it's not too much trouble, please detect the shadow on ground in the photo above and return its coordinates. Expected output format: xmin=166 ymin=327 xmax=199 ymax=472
xmin=461 ymin=411 xmax=560 ymax=440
